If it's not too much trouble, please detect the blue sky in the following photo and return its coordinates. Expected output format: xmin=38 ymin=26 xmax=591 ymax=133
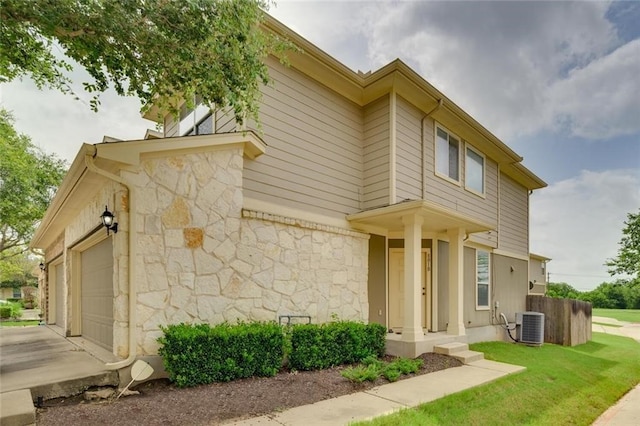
xmin=1 ymin=1 xmax=639 ymax=290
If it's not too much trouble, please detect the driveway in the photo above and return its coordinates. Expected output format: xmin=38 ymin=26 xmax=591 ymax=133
xmin=0 ymin=326 xmax=118 ymax=398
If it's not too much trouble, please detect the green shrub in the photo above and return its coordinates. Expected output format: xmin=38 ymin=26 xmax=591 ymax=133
xmin=158 ymin=321 xmax=284 ymax=388
xmin=342 ymin=364 xmax=381 ymax=383
xmin=289 ymin=321 xmax=386 ymax=371
xmin=342 ymin=357 xmax=424 ymax=383
xmin=0 ymin=306 xmax=10 ymax=319
xmin=0 ymin=302 xmax=23 ymax=319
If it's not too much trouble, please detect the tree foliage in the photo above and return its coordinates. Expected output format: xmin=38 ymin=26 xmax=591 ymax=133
xmin=547 ymin=279 xmax=640 ymax=310
xmin=0 ymin=109 xmax=67 ymax=260
xmin=1 ymin=0 xmax=291 ymax=123
xmin=606 ymin=210 xmax=640 ymax=279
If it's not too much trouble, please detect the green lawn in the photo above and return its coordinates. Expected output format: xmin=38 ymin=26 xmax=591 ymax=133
xmin=593 ymin=308 xmax=640 ymax=323
xmin=357 ymin=333 xmax=640 ymax=426
xmin=0 ymin=320 xmax=40 ymax=327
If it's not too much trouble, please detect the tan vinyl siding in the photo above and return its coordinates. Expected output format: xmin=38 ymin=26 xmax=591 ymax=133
xmin=395 ymin=96 xmax=423 ymax=201
xmin=493 ymin=254 xmax=527 ymax=318
xmin=242 ymin=56 xmax=363 ymax=218
xmin=363 ymin=96 xmax=390 ymax=210
xmin=424 ymin=118 xmax=499 ymax=235
xmin=164 ymin=114 xmax=179 ymax=138
xmin=215 ymin=108 xmax=237 ymax=133
xmin=499 ymin=173 xmax=529 ymax=255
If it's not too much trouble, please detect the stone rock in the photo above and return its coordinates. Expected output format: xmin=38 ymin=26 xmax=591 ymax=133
xmin=84 ymin=388 xmax=115 ymax=401
xmin=184 ymin=227 xmax=204 ymax=248
xmin=162 ymin=197 xmax=191 ymax=228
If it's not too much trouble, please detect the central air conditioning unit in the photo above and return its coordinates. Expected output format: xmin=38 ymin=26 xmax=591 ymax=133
xmin=516 ymin=312 xmax=545 ymax=346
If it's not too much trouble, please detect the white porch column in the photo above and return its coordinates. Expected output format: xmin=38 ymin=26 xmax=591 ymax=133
xmin=402 ymin=214 xmax=423 ymax=342
xmin=447 ymin=227 xmax=466 ymax=336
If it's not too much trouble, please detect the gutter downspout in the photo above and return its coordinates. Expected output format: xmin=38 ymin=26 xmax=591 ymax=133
xmin=85 ymin=149 xmax=137 ymax=370
xmin=421 ymin=99 xmax=444 ymax=198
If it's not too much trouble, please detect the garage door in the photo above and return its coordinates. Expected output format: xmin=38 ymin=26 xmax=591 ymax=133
xmin=81 ymin=237 xmax=114 ymax=351
xmin=54 ymin=263 xmax=64 ymax=326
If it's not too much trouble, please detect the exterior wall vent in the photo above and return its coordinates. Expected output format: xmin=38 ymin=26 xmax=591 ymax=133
xmin=516 ymin=311 xmax=544 ymax=346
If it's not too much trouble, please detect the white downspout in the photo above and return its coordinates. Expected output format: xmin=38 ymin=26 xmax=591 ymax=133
xmin=85 ymin=149 xmax=137 ymax=370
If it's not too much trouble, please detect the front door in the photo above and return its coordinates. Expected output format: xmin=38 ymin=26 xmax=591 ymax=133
xmin=388 ymin=248 xmax=432 ymax=331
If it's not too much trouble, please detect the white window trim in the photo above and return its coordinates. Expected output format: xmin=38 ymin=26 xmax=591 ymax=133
xmin=464 ymin=143 xmax=486 ymax=198
xmin=475 ymin=249 xmax=491 ymax=311
xmin=434 ymin=123 xmax=461 ymax=186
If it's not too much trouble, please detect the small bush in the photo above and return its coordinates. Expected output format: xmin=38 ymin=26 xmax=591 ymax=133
xmin=0 ymin=306 xmax=10 ymax=319
xmin=158 ymin=321 xmax=284 ymax=388
xmin=288 ymin=321 xmax=386 ymax=371
xmin=342 ymin=357 xmax=424 ymax=383
xmin=342 ymin=364 xmax=381 ymax=383
xmin=0 ymin=302 xmax=23 ymax=319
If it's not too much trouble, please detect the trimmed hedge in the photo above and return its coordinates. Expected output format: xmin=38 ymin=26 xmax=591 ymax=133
xmin=288 ymin=321 xmax=386 ymax=371
xmin=158 ymin=322 xmax=284 ymax=388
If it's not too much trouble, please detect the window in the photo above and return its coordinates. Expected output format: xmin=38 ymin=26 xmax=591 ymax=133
xmin=476 ymin=250 xmax=490 ymax=309
xmin=12 ymin=288 xmax=21 ymax=298
xmin=180 ymin=97 xmax=213 ymax=136
xmin=435 ymin=126 xmax=460 ymax=182
xmin=465 ymin=146 xmax=485 ymax=195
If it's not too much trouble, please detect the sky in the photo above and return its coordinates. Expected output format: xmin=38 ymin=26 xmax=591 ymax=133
xmin=1 ymin=0 xmax=639 ymax=291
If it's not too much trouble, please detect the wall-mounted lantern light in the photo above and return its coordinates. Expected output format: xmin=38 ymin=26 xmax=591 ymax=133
xmin=100 ymin=205 xmax=118 ymax=235
xmin=39 ymin=262 xmax=46 ymax=272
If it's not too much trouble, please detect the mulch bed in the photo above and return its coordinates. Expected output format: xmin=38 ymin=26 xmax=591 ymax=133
xmin=36 ymin=353 xmax=462 ymax=425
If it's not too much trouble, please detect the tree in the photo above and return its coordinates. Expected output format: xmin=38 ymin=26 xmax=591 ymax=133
xmin=0 ymin=109 xmax=67 ymax=260
xmin=1 ymin=0 xmax=291 ymax=123
xmin=606 ymin=210 xmax=640 ymax=279
xmin=546 ymin=282 xmax=580 ymax=300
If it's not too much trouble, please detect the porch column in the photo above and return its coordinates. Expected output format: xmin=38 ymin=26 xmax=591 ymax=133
xmin=447 ymin=227 xmax=466 ymax=335
xmin=402 ymin=214 xmax=423 ymax=342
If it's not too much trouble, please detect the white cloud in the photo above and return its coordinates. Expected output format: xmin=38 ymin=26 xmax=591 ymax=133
xmin=1 ymin=79 xmax=152 ymax=163
xmin=550 ymin=39 xmax=640 ymax=139
xmin=530 ymin=169 xmax=640 ymax=290
xmin=275 ymin=1 xmax=639 ymax=143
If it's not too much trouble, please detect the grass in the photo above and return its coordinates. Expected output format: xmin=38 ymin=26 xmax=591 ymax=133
xmin=593 ymin=308 xmax=640 ymax=323
xmin=0 ymin=320 xmax=40 ymax=327
xmin=356 ymin=333 xmax=640 ymax=426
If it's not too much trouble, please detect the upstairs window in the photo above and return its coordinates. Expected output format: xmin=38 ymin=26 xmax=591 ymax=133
xmin=476 ymin=250 xmax=490 ymax=309
xmin=465 ymin=146 xmax=485 ymax=195
xmin=435 ymin=126 xmax=460 ymax=183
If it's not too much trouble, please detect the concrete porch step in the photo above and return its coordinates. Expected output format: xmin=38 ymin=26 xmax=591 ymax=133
xmin=433 ymin=342 xmax=469 ymax=355
xmin=451 ymin=350 xmax=485 ymax=364
xmin=434 ymin=342 xmax=485 ymax=364
xmin=0 ymin=390 xmax=36 ymax=426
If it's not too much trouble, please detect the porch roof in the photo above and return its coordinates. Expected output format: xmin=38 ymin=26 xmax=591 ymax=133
xmin=346 ymin=200 xmax=494 ymax=235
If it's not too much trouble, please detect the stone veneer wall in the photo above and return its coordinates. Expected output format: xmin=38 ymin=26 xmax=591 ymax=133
xmin=127 ymin=147 xmax=370 ymax=355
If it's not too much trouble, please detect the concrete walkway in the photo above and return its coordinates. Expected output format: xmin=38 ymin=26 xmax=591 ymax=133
xmin=591 ymin=316 xmax=640 ymax=426
xmin=0 ymin=326 xmax=118 ymax=426
xmin=226 ymin=359 xmax=525 ymax=426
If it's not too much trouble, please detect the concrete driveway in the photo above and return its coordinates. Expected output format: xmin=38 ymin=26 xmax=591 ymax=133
xmin=0 ymin=326 xmax=118 ymax=398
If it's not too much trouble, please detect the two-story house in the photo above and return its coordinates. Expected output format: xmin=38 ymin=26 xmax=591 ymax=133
xmin=31 ymin=14 xmax=546 ymax=365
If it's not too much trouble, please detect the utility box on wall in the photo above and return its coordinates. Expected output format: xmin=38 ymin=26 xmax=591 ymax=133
xmin=516 ymin=312 xmax=545 ymax=346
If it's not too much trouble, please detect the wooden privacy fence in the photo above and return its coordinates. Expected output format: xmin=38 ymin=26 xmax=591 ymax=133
xmin=526 ymin=295 xmax=592 ymax=346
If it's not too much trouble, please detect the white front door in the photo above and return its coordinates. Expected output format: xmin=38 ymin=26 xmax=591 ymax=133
xmin=388 ymin=248 xmax=431 ymax=331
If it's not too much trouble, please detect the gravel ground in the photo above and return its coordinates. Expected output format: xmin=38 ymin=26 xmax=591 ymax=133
xmin=36 ymin=353 xmax=463 ymax=426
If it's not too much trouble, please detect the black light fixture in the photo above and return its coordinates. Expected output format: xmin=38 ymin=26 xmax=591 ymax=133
xmin=100 ymin=205 xmax=118 ymax=235
xmin=39 ymin=262 xmax=46 ymax=272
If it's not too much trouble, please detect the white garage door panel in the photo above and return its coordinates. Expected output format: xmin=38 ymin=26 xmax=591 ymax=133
xmin=55 ymin=264 xmax=64 ymax=326
xmin=81 ymin=237 xmax=114 ymax=351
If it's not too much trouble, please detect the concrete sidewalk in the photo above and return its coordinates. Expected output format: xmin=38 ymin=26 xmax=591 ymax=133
xmin=225 ymin=359 xmax=525 ymax=426
xmin=591 ymin=316 xmax=640 ymax=426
